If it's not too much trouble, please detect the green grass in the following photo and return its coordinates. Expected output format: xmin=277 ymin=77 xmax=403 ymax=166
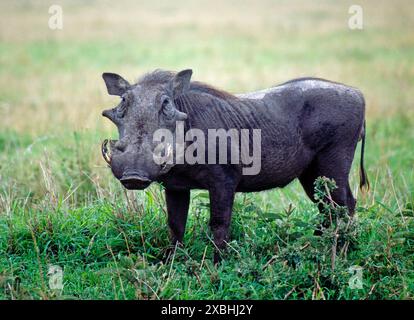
xmin=1 ymin=0 xmax=414 ymax=299
xmin=1 ymin=180 xmax=413 ymax=299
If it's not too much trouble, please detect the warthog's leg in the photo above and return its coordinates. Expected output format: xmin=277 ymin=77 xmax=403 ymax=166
xmin=165 ymin=189 xmax=190 ymax=245
xmin=209 ymin=180 xmax=237 ymax=264
xmin=299 ymin=144 xmax=357 ymax=234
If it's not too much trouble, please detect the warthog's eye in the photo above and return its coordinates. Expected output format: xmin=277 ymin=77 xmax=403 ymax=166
xmin=161 ymin=97 xmax=174 ymax=119
xmin=162 ymin=97 xmax=170 ymax=108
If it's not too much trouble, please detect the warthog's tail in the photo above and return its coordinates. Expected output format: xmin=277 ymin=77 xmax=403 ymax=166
xmin=359 ymin=120 xmax=369 ymax=191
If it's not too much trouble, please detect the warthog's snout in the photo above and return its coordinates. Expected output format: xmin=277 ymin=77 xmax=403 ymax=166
xmin=120 ymin=172 xmax=151 ymax=190
xmin=102 ymin=139 xmax=152 ymax=189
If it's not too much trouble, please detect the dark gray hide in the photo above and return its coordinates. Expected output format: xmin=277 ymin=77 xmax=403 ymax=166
xmin=101 ymin=69 xmax=368 ymax=263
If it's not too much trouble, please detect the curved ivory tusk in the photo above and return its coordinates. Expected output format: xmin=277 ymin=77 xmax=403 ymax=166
xmin=165 ymin=143 xmax=173 ymax=163
xmin=101 ymin=139 xmax=112 ymax=166
xmin=152 ymin=143 xmax=175 ymax=174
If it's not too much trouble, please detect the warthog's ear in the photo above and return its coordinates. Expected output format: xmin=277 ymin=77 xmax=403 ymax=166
xmin=171 ymin=69 xmax=193 ymax=98
xmin=102 ymin=73 xmax=131 ymax=96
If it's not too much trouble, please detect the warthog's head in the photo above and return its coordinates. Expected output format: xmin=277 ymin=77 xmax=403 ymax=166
xmin=101 ymin=69 xmax=191 ymax=190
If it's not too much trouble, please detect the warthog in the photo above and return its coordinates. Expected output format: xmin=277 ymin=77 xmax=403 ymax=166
xmin=101 ymin=69 xmax=368 ymax=262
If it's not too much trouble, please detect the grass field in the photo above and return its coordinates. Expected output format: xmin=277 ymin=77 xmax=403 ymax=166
xmin=0 ymin=0 xmax=413 ymax=299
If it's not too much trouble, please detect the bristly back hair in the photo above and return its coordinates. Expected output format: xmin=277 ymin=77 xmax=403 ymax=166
xmin=136 ymin=69 xmax=175 ymax=86
xmin=136 ymin=69 xmax=236 ymax=100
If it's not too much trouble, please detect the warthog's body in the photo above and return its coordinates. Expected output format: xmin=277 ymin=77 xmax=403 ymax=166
xmin=101 ymin=70 xmax=368 ymax=262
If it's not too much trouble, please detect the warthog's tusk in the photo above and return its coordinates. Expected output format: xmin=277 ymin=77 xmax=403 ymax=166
xmin=165 ymin=143 xmax=173 ymax=163
xmin=101 ymin=139 xmax=112 ymax=166
xmin=153 ymin=143 xmax=174 ymax=174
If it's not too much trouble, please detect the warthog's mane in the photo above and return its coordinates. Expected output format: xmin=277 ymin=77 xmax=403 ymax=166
xmin=136 ymin=70 xmax=248 ymax=129
xmin=136 ymin=69 xmax=236 ymax=101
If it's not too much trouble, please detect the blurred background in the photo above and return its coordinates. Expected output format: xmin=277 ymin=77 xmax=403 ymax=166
xmin=0 ymin=0 xmax=413 ymax=204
